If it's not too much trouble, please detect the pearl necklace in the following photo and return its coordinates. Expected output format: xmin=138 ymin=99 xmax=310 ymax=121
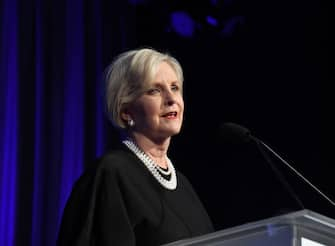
xmin=122 ymin=139 xmax=177 ymax=190
xmin=156 ymin=165 xmax=172 ymax=176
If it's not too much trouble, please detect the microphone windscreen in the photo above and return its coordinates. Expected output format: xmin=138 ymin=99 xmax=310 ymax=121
xmin=219 ymin=122 xmax=252 ymax=144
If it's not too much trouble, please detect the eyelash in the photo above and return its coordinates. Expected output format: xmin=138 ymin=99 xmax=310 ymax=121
xmin=147 ymin=85 xmax=179 ymax=95
xmin=171 ymin=85 xmax=179 ymax=91
xmin=147 ymin=88 xmax=160 ymax=95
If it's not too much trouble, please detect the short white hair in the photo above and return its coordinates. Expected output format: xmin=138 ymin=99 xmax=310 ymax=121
xmin=104 ymin=47 xmax=184 ymax=129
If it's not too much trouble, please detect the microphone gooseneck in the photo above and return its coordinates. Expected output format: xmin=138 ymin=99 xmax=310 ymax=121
xmin=256 ymin=138 xmax=335 ymax=207
xmin=220 ymin=122 xmax=335 ymax=207
xmin=253 ymin=137 xmax=305 ymax=209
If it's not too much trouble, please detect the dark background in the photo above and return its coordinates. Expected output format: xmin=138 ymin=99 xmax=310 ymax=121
xmin=0 ymin=0 xmax=330 ymax=245
xmin=126 ymin=0 xmax=331 ymax=230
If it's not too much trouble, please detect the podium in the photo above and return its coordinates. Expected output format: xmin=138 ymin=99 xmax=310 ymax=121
xmin=164 ymin=210 xmax=335 ymax=246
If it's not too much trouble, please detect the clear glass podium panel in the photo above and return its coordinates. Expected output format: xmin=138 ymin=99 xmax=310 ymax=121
xmin=163 ymin=210 xmax=335 ymax=246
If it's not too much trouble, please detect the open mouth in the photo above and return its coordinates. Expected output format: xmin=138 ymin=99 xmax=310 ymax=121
xmin=162 ymin=111 xmax=177 ymax=119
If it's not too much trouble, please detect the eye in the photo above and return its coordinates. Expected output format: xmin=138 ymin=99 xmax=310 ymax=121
xmin=171 ymin=84 xmax=179 ymax=91
xmin=147 ymin=88 xmax=161 ymax=95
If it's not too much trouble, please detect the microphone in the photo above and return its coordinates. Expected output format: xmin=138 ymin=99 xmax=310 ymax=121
xmin=220 ymin=122 xmax=335 ymax=208
xmin=219 ymin=122 xmax=252 ymax=144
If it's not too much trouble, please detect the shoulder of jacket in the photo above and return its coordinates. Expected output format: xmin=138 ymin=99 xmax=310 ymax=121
xmin=93 ymin=149 xmax=143 ymax=176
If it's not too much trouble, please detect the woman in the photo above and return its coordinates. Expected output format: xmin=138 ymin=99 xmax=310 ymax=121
xmin=57 ymin=48 xmax=214 ymax=246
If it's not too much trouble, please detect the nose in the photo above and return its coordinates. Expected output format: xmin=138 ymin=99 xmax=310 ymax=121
xmin=167 ymin=99 xmax=175 ymax=106
xmin=164 ymin=90 xmax=176 ymax=106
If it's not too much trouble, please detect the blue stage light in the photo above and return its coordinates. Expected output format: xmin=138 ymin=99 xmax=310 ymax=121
xmin=170 ymin=11 xmax=195 ymax=38
xmin=206 ymin=16 xmax=219 ymax=27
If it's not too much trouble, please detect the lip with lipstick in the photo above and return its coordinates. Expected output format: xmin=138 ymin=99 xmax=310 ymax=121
xmin=161 ymin=111 xmax=178 ymax=119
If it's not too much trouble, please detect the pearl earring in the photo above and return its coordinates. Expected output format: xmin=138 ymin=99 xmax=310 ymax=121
xmin=127 ymin=119 xmax=135 ymax=127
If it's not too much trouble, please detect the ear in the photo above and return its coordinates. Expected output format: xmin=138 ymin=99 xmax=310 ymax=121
xmin=121 ymin=108 xmax=132 ymax=121
xmin=121 ymin=112 xmax=129 ymax=121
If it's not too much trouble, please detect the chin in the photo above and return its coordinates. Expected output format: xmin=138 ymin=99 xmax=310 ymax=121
xmin=167 ymin=127 xmax=182 ymax=136
xmin=155 ymin=127 xmax=179 ymax=139
xmin=156 ymin=121 xmax=183 ymax=138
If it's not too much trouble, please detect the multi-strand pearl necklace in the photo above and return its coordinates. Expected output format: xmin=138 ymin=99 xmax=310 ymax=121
xmin=122 ymin=139 xmax=177 ymax=190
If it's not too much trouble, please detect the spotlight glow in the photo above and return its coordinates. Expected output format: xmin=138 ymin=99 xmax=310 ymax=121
xmin=170 ymin=11 xmax=195 ymax=38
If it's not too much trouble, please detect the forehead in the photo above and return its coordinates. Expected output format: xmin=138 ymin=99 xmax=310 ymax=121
xmin=152 ymin=62 xmax=179 ymax=83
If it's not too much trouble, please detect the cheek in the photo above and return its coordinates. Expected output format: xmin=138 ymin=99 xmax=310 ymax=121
xmin=138 ymin=101 xmax=160 ymax=120
xmin=178 ymin=97 xmax=185 ymax=112
xmin=132 ymin=97 xmax=156 ymax=113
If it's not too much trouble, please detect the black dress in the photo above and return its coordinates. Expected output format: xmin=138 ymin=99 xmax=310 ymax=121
xmin=57 ymin=144 xmax=214 ymax=246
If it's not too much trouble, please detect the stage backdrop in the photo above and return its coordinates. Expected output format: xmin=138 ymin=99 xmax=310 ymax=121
xmin=0 ymin=0 xmax=330 ymax=246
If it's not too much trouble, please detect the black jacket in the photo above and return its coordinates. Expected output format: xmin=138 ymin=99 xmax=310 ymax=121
xmin=57 ymin=145 xmax=214 ymax=246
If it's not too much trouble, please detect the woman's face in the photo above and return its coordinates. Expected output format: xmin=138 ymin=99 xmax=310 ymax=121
xmin=125 ymin=61 xmax=184 ymax=142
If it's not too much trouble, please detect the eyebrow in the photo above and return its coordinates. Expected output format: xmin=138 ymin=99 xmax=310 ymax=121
xmin=151 ymin=80 xmax=180 ymax=86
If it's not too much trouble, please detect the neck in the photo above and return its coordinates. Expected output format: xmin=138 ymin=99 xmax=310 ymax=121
xmin=128 ymin=132 xmax=171 ymax=168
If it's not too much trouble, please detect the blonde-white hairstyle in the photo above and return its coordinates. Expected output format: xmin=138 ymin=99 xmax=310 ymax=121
xmin=104 ymin=47 xmax=184 ymax=129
